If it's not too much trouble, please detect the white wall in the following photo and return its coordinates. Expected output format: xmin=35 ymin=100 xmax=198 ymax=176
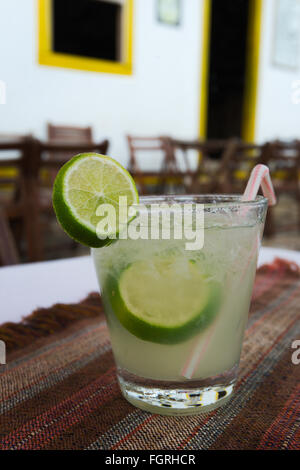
xmin=256 ymin=0 xmax=300 ymax=142
xmin=1 ymin=0 xmax=300 ymax=165
xmin=0 ymin=0 xmax=203 ymax=167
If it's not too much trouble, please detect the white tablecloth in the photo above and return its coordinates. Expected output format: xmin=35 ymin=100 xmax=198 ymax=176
xmin=0 ymin=247 xmax=299 ymax=325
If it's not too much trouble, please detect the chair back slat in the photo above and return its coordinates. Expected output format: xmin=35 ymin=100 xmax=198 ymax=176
xmin=48 ymin=123 xmax=93 ymax=144
xmin=47 ymin=124 xmax=94 ymax=181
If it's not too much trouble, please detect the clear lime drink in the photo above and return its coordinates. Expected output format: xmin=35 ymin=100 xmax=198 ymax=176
xmin=93 ymin=195 xmax=267 ymax=415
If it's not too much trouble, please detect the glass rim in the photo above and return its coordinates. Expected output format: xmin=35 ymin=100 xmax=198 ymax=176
xmin=133 ymin=194 xmax=268 ymax=210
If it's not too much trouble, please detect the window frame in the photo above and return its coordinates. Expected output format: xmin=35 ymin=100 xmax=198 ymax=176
xmin=38 ymin=0 xmax=133 ymax=75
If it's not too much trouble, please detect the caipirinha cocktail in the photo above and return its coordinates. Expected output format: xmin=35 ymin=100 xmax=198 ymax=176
xmin=52 ymin=154 xmax=267 ymax=415
xmin=93 ymin=195 xmax=267 ymax=414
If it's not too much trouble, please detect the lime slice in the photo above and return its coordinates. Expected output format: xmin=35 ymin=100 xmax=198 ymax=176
xmin=105 ymin=257 xmax=221 ymax=344
xmin=52 ymin=153 xmax=139 ymax=247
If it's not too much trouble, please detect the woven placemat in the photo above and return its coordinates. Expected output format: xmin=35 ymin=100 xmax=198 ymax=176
xmin=0 ymin=259 xmax=299 ymax=450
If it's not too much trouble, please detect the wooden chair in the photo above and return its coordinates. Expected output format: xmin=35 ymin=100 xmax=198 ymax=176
xmin=0 ymin=136 xmax=109 ymax=262
xmin=167 ymin=138 xmax=235 ymax=194
xmin=218 ymin=139 xmax=276 ymax=236
xmin=127 ymin=135 xmax=179 ymax=194
xmin=0 ymin=136 xmax=40 ymax=262
xmin=220 ymin=140 xmax=269 ymax=194
xmin=264 ymin=140 xmax=300 ymax=233
xmin=0 ymin=206 xmax=19 ymax=266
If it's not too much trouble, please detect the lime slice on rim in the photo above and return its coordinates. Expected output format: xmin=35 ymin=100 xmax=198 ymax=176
xmin=52 ymin=153 xmax=139 ymax=247
xmin=105 ymin=257 xmax=221 ymax=344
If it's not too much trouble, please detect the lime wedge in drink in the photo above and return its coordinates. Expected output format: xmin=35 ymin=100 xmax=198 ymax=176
xmin=52 ymin=153 xmax=139 ymax=247
xmin=105 ymin=257 xmax=221 ymax=344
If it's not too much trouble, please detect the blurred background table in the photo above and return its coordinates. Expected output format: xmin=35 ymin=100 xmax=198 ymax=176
xmin=1 ymin=247 xmax=300 ymax=325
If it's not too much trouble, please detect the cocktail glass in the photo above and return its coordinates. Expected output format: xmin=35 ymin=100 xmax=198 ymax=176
xmin=92 ymin=195 xmax=267 ymax=415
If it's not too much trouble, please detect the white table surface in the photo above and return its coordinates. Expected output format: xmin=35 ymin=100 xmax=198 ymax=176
xmin=0 ymin=247 xmax=299 ymax=325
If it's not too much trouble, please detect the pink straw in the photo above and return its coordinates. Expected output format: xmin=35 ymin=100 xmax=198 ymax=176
xmin=242 ymin=164 xmax=276 ymax=206
xmin=181 ymin=164 xmax=276 ymax=379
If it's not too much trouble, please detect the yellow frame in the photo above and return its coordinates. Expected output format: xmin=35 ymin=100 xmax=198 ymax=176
xmin=38 ymin=0 xmax=134 ymax=75
xmin=198 ymin=0 xmax=211 ymax=139
xmin=199 ymin=0 xmax=263 ymax=142
xmin=242 ymin=0 xmax=263 ymax=142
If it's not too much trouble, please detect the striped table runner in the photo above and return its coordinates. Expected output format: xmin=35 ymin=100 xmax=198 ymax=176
xmin=0 ymin=259 xmax=299 ymax=450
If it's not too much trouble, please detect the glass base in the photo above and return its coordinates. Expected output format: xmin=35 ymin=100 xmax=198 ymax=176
xmin=117 ymin=366 xmax=237 ymax=416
